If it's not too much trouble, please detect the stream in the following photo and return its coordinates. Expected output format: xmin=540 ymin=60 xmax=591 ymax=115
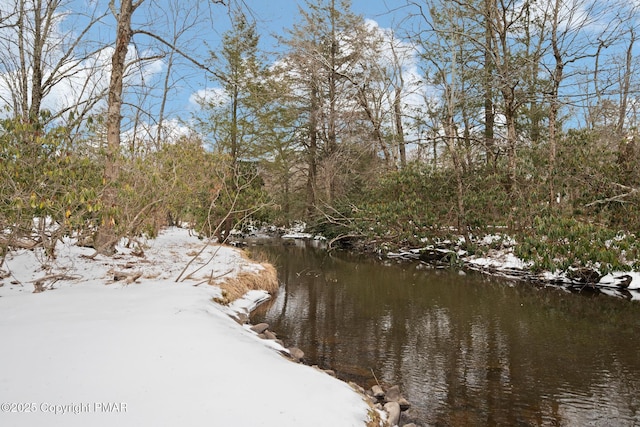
xmin=249 ymin=239 xmax=640 ymax=426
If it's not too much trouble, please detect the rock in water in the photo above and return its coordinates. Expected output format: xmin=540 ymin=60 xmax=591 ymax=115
xmin=385 ymin=385 xmax=401 ymax=402
xmin=384 ymin=401 xmax=401 ymax=426
xmin=567 ymin=267 xmax=601 ymax=284
xmin=398 ymin=397 xmax=411 ymax=411
xmin=616 ymin=274 xmax=633 ymax=289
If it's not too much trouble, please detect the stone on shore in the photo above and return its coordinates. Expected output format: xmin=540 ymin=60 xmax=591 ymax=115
xmin=372 ymin=384 xmax=385 ymax=399
xmin=250 ymin=322 xmax=270 ymax=334
xmin=288 ymin=346 xmax=304 ymax=361
xmin=235 ymin=313 xmax=249 ymax=324
xmin=263 ymin=330 xmax=277 ymax=340
xmin=324 ymin=369 xmax=336 ymax=377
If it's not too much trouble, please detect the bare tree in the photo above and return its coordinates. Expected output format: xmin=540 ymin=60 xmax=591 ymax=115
xmin=92 ymin=0 xmax=227 ymax=253
xmin=617 ymin=27 xmax=636 ymax=135
xmin=343 ymin=23 xmax=395 ymax=168
xmin=154 ymin=0 xmax=209 ymax=149
xmin=409 ymin=0 xmax=524 ymax=190
xmin=340 ymin=22 xmax=416 ymax=170
xmin=94 ymin=0 xmax=143 ymax=254
xmin=539 ymin=0 xmax=616 ymax=205
xmin=276 ymin=0 xmax=365 ymax=216
xmin=389 ymin=33 xmax=409 ymax=168
xmin=484 ymin=0 xmax=530 ymax=192
xmin=0 ymin=0 xmax=107 ymax=123
xmin=411 ymin=0 xmax=474 ymax=238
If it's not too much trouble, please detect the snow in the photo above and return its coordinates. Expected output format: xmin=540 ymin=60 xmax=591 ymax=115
xmin=464 ymin=246 xmax=640 ymax=300
xmin=466 ymin=250 xmax=533 ymax=271
xmin=478 ymin=233 xmax=516 ymax=247
xmin=0 ymin=227 xmax=370 ymax=427
xmin=281 ymin=232 xmax=314 ymax=239
xmin=281 ymin=232 xmax=326 ymax=241
xmin=399 ymin=231 xmax=640 ymax=301
xmin=598 ymin=272 xmax=640 ymax=290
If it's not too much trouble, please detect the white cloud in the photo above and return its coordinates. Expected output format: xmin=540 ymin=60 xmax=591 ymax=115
xmin=189 ymin=87 xmax=230 ymax=108
xmin=121 ymin=117 xmax=194 ymax=151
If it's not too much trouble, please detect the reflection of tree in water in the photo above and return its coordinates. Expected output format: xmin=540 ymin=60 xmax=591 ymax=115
xmin=251 ymin=243 xmax=640 ymax=426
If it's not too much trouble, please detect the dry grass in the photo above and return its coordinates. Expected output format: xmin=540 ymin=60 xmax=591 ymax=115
xmin=215 ymin=262 xmax=279 ymax=304
xmin=365 ymin=407 xmax=385 ymax=427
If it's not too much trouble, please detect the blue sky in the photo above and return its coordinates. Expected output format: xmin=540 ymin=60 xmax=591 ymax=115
xmin=7 ymin=0 xmax=633 ymax=140
xmin=174 ymin=0 xmax=410 ymax=123
xmin=16 ymin=0 xmax=410 ymax=140
xmin=243 ymin=0 xmax=402 ymax=39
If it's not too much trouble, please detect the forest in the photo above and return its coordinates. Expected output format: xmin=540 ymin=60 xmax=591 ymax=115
xmin=2 ymin=0 xmax=640 ymax=276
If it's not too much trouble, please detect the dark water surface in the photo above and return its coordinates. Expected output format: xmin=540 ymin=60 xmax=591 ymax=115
xmin=249 ymin=240 xmax=640 ymax=426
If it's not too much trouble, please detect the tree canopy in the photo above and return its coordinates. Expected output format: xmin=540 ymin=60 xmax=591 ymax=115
xmin=1 ymin=0 xmax=640 ymax=273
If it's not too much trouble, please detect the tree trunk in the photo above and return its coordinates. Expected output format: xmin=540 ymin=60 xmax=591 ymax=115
xmin=617 ymin=29 xmax=634 ymax=135
xmin=95 ymin=0 xmax=140 ymax=254
xmin=306 ymin=83 xmax=319 ymax=220
xmin=445 ymin=118 xmax=467 ymax=243
xmin=231 ymin=84 xmax=239 ymax=164
xmin=500 ymin=83 xmax=519 ymax=194
xmin=156 ymin=46 xmax=176 ymax=149
xmin=394 ymin=86 xmax=406 ymax=168
xmin=548 ymin=91 xmax=559 ymax=205
xmin=29 ymin=0 xmax=44 ymax=121
xmin=505 ymin=105 xmax=518 ymax=193
xmin=17 ymin=0 xmax=29 ymax=119
xmin=357 ymin=87 xmax=392 ymax=168
xmin=548 ymin=2 xmax=563 ymax=206
xmin=326 ymin=0 xmax=338 ymax=202
xmin=389 ymin=37 xmax=407 ymax=169
xmin=445 ymin=31 xmax=467 ymax=242
xmin=483 ymin=0 xmax=495 ymax=167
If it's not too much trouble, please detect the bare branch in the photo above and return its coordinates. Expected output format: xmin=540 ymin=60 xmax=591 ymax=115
xmin=133 ymin=29 xmax=224 ymax=79
xmin=585 ymin=187 xmax=639 ymax=207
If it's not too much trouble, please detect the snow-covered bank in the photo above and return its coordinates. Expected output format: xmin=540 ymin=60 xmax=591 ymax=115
xmin=464 ymin=249 xmax=640 ymax=300
xmin=0 ymin=227 xmax=371 ymax=427
xmin=386 ymin=236 xmax=640 ymax=301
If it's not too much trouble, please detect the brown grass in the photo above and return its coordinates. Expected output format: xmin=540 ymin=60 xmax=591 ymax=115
xmin=215 ymin=262 xmax=279 ymax=304
xmin=347 ymin=382 xmax=385 ymax=427
xmin=365 ymin=406 xmax=384 ymax=427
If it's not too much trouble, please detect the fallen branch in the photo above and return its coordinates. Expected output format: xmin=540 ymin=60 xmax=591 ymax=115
xmin=328 ymin=233 xmax=363 ymax=251
xmin=0 ymin=235 xmax=40 ymax=250
xmin=585 ymin=186 xmax=638 ymax=207
xmin=192 ymin=269 xmax=234 ymax=287
xmin=176 ymin=195 xmax=267 ymax=282
xmin=32 ymin=273 xmax=82 ymax=293
xmin=175 ymin=190 xmax=231 ymax=283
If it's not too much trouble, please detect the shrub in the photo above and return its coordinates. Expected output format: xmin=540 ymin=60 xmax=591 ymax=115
xmin=0 ymin=118 xmax=102 ymax=256
xmin=514 ymin=215 xmax=640 ymax=274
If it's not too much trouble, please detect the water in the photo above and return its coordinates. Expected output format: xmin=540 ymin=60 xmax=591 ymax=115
xmin=249 ymin=240 xmax=640 ymax=426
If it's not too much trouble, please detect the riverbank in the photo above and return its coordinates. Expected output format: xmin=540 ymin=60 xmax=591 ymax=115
xmin=381 ymin=236 xmax=640 ymax=301
xmin=0 ymin=227 xmax=373 ymax=427
xmin=269 ymin=228 xmax=640 ymax=301
xmin=248 ymin=234 xmax=640 ymax=426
